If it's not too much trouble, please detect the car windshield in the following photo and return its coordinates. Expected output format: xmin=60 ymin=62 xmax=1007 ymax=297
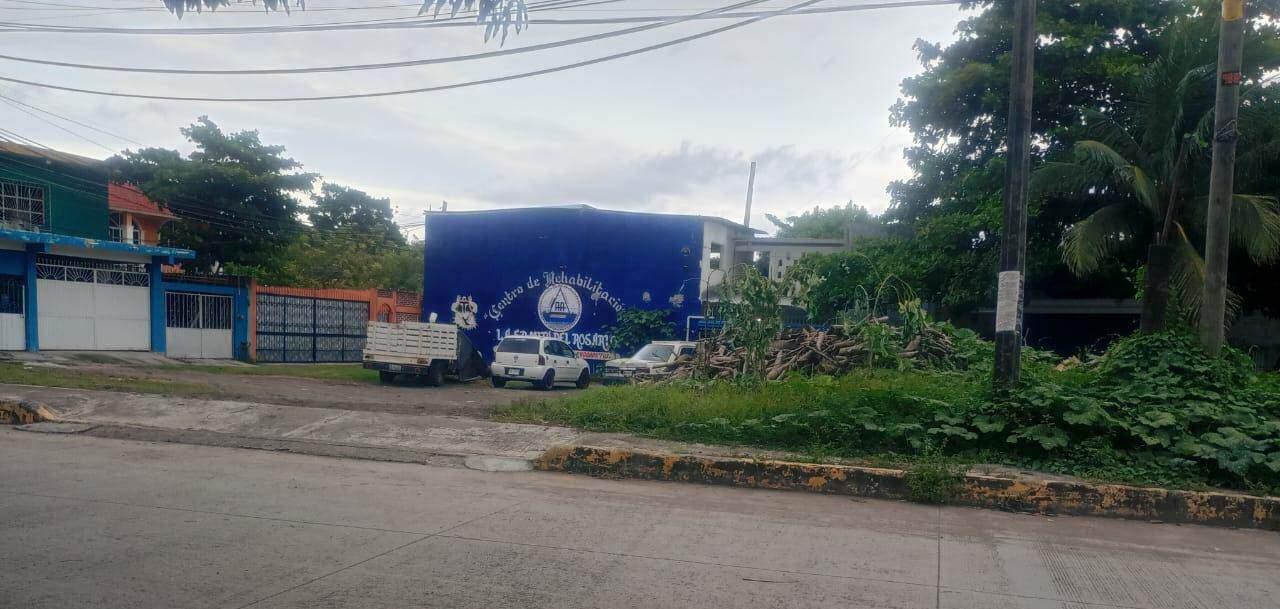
xmin=496 ymin=338 xmax=541 ymax=354
xmin=633 ymin=344 xmax=674 ymax=362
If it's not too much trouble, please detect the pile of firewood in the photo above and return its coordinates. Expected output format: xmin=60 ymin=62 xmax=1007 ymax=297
xmin=632 ymin=321 xmax=958 ymax=385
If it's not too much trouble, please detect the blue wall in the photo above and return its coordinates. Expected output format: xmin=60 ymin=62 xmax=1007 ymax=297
xmin=422 ymin=207 xmax=704 ymax=365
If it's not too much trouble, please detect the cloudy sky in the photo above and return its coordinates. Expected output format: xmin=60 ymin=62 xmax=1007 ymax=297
xmin=0 ymin=0 xmax=966 ymax=238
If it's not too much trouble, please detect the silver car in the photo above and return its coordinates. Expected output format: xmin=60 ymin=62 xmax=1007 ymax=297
xmin=603 ymin=341 xmax=697 ymax=385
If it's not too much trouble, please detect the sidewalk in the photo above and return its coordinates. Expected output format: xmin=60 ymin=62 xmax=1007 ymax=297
xmin=6 ymin=383 xmax=1278 ymax=530
xmin=0 ymin=385 xmax=579 ymax=460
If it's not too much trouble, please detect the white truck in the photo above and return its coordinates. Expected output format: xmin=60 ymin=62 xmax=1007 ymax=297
xmin=361 ymin=321 xmax=487 ymax=386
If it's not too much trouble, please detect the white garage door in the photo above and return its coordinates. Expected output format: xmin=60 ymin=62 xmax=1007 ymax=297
xmin=165 ymin=292 xmax=232 ymax=359
xmin=36 ymin=255 xmax=150 ymax=351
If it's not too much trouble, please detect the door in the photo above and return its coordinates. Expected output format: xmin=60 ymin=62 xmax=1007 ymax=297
xmin=551 ymin=341 xmax=576 ymax=380
xmin=0 ymin=276 xmax=23 ymax=350
xmin=36 ymin=255 xmax=150 ymax=350
xmin=255 ymin=294 xmax=368 ymax=363
xmin=166 ymin=292 xmax=233 ymax=359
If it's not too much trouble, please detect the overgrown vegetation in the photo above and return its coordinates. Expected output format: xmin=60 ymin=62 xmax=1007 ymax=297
xmin=501 ymin=329 xmax=1280 ymax=496
xmin=605 ymin=308 xmax=676 ymax=356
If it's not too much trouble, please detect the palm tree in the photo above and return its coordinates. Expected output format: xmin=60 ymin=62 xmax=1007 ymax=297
xmin=1032 ymin=21 xmax=1280 ymax=332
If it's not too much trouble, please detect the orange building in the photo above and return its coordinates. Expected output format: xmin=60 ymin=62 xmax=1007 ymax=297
xmin=107 ymin=183 xmax=176 ymax=246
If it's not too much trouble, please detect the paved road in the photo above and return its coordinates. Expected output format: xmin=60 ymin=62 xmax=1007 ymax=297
xmin=3 ymin=430 xmax=1278 ymax=609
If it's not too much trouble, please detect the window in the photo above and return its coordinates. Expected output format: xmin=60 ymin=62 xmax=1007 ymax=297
xmin=709 ymin=243 xmax=723 ymax=271
xmin=495 ymin=337 xmax=540 ymax=354
xmin=633 ymin=344 xmax=674 ymax=362
xmin=678 ymin=346 xmax=696 ymax=358
xmin=108 ymin=213 xmax=123 ymax=242
xmin=130 ymin=220 xmax=143 ymax=245
xmin=0 ymin=178 xmax=46 ymax=230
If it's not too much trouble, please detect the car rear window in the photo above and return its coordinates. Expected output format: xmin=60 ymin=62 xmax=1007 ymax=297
xmin=496 ymin=337 xmax=541 ymax=354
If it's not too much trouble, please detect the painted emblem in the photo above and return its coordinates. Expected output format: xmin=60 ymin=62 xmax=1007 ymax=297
xmin=537 ymin=283 xmax=582 ymax=332
xmin=451 ymin=295 xmax=478 ymax=330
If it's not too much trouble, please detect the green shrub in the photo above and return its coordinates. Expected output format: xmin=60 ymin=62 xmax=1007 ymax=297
xmin=500 ymin=330 xmax=1280 ymax=494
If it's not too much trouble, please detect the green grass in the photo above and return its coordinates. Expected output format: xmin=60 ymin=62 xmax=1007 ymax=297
xmin=166 ymin=363 xmax=379 ymax=383
xmin=0 ymin=362 xmax=218 ymax=397
xmin=498 ymin=369 xmax=989 ymax=446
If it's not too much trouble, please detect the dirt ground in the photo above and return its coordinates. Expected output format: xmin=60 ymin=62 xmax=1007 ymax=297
xmin=64 ymin=364 xmax=576 ymax=418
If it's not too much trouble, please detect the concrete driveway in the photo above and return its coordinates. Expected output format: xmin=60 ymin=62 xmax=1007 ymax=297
xmin=3 ymin=430 xmax=1278 ymax=609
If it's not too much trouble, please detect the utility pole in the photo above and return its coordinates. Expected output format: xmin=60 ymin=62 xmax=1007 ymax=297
xmin=742 ymin=161 xmax=757 ymax=228
xmin=1199 ymin=0 xmax=1246 ymax=356
xmin=993 ymin=0 xmax=1036 ymax=387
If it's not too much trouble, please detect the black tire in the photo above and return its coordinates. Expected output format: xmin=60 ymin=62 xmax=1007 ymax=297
xmin=424 ymin=360 xmax=446 ymax=387
xmin=378 ymin=370 xmax=397 ymax=384
xmin=575 ymin=370 xmax=591 ymax=389
xmin=538 ymin=370 xmax=556 ymax=391
xmin=490 ymin=376 xmax=507 ymax=388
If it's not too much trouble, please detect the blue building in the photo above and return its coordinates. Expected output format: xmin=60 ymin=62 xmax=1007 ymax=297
xmin=0 ymin=143 xmax=253 ymax=356
xmin=421 ymin=205 xmax=772 ymax=366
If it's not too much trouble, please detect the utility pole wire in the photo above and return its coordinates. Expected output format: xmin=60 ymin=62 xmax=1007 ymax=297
xmin=0 ymin=0 xmax=960 ymax=35
xmin=0 ymin=0 xmax=967 ymax=102
xmin=0 ymin=93 xmax=146 ymax=146
xmin=1199 ymin=0 xmax=1247 ymax=355
xmin=0 ymin=95 xmax=116 ymax=152
xmin=0 ymin=0 xmax=778 ymax=75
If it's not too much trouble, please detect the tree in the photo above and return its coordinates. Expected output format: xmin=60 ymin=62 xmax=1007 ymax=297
xmin=766 ymin=202 xmax=875 ymax=239
xmin=606 ymin=308 xmax=676 ymax=356
xmin=1031 ymin=15 xmax=1280 ymax=329
xmin=885 ymin=0 xmax=1280 ymax=317
xmin=233 ymin=236 xmax=423 ymax=290
xmin=109 ymin=117 xmax=316 ymax=272
xmin=308 ymin=183 xmax=405 ymax=252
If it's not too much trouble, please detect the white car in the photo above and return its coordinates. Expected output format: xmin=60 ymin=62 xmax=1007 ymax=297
xmin=603 ymin=341 xmax=697 ymax=385
xmin=490 ymin=335 xmax=592 ymax=390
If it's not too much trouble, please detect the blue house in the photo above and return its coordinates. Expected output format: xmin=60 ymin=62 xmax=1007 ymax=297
xmin=0 ymin=142 xmax=207 ymax=354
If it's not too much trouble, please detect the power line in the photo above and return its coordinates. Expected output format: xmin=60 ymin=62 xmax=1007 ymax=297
xmin=0 ymin=93 xmax=146 ymax=146
xmin=0 ymin=0 xmax=615 ymax=29
xmin=0 ymin=0 xmax=960 ymax=102
xmin=0 ymin=0 xmax=775 ymax=75
xmin=0 ymin=0 xmax=958 ymax=35
xmin=0 ymin=147 xmax=424 ymax=246
xmin=0 ymin=95 xmax=116 ymax=152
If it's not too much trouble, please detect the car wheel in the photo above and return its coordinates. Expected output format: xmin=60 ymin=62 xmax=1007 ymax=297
xmin=378 ymin=371 xmax=397 ymax=384
xmin=425 ymin=360 xmax=446 ymax=387
xmin=538 ymin=370 xmax=556 ymax=391
xmin=490 ymin=376 xmax=507 ymax=388
xmin=575 ymin=370 xmax=590 ymax=389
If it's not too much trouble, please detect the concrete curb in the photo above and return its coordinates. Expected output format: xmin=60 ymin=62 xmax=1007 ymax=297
xmin=0 ymin=399 xmax=58 ymax=425
xmin=535 ymin=445 xmax=1280 ymax=531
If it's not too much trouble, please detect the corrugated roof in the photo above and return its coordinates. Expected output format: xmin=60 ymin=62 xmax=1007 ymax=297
xmin=108 ymin=183 xmax=175 ymax=219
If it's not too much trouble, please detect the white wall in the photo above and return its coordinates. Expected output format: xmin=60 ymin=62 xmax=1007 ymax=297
xmin=699 ymin=221 xmax=734 ymax=300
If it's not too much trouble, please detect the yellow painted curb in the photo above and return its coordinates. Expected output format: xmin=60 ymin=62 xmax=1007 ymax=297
xmin=536 ymin=445 xmax=1280 ymax=531
xmin=0 ymin=399 xmax=59 ymax=425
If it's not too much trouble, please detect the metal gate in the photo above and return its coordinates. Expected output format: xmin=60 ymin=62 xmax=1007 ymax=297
xmin=255 ymin=294 xmax=368 ymax=362
xmin=166 ymin=292 xmax=233 ymax=358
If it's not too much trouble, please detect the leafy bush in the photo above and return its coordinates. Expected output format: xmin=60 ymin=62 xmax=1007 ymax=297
xmin=501 ymin=330 xmax=1280 ymax=495
xmin=996 ymin=332 xmax=1280 ymax=491
xmin=605 ymin=308 xmax=676 ymax=356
